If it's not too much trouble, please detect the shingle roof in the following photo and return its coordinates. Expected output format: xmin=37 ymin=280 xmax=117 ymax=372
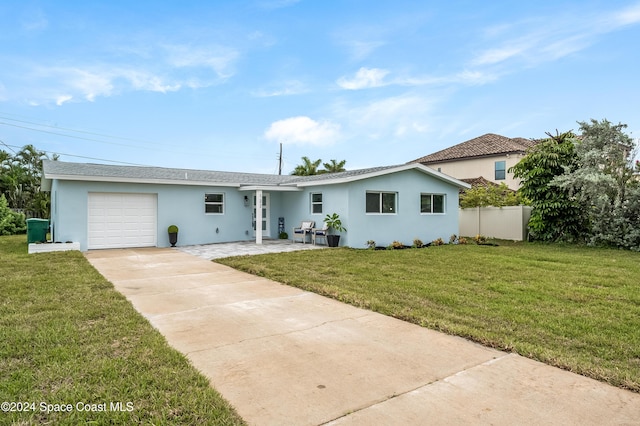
xmin=284 ymin=165 xmax=399 ymax=184
xmin=42 ymin=161 xmax=292 ymax=186
xmin=410 ymin=133 xmax=537 ymax=164
xmin=42 ymin=161 xmax=469 ymax=189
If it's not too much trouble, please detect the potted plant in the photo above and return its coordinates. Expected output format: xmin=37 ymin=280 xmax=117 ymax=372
xmin=168 ymin=225 xmax=179 ymax=247
xmin=324 ymin=213 xmax=346 ymax=247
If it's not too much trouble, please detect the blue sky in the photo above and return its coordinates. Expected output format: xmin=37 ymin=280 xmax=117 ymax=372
xmin=1 ymin=0 xmax=639 ymax=174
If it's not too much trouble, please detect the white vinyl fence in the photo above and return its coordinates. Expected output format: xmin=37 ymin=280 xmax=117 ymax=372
xmin=459 ymin=205 xmax=532 ymax=241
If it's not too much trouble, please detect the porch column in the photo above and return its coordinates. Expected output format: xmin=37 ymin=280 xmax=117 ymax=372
xmin=255 ymin=189 xmax=263 ymax=244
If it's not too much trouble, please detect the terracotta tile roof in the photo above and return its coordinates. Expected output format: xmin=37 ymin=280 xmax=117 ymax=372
xmin=458 ymin=176 xmax=517 ymax=194
xmin=410 ymin=133 xmax=537 ymax=164
xmin=460 ymin=176 xmax=501 ymax=188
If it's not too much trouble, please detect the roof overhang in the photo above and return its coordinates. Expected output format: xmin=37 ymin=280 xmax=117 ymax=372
xmin=238 ymin=185 xmax=302 ymax=192
xmin=293 ymin=163 xmax=470 ymax=189
xmin=42 ymin=173 xmax=241 ymax=188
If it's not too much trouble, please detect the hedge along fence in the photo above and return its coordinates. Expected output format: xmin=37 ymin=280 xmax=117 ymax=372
xmin=459 ymin=205 xmax=532 ymax=241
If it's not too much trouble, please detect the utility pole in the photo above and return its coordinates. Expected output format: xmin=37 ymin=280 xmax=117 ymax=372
xmin=278 ymin=143 xmax=283 ymax=175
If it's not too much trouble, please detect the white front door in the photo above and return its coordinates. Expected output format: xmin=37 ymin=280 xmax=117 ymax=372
xmin=253 ymin=193 xmax=270 ymax=237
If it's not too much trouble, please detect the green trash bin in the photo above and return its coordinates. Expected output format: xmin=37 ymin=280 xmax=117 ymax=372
xmin=27 ymin=218 xmax=49 ymax=243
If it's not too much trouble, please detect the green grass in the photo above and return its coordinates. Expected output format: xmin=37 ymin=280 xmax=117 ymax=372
xmin=218 ymin=241 xmax=640 ymax=392
xmin=0 ymin=235 xmax=246 ymax=425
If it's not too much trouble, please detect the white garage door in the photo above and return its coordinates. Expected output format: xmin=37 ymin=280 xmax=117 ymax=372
xmin=88 ymin=192 xmax=157 ymax=249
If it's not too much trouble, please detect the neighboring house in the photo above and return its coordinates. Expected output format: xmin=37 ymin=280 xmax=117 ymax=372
xmin=459 ymin=177 xmax=504 ymax=192
xmin=42 ymin=160 xmax=470 ymax=251
xmin=410 ymin=133 xmax=538 ymax=190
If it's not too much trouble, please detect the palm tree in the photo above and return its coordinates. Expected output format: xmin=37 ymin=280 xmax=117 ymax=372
xmin=321 ymin=159 xmax=346 ymax=173
xmin=0 ymin=145 xmax=56 ymax=217
xmin=291 ymin=157 xmax=322 ymax=176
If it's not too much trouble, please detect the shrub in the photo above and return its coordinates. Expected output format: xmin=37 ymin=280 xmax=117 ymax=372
xmin=431 ymin=237 xmax=445 ymax=246
xmin=167 ymin=225 xmax=179 ymax=233
xmin=458 ymin=237 xmax=468 ymax=245
xmin=0 ymin=195 xmax=27 ymax=235
xmin=449 ymin=234 xmax=458 ymax=244
xmin=412 ymin=238 xmax=423 ymax=248
xmin=388 ymin=241 xmax=404 ymax=250
xmin=473 ymin=234 xmax=487 ymax=244
xmin=279 ymin=232 xmax=289 ymax=239
xmin=366 ymin=240 xmax=376 ymax=250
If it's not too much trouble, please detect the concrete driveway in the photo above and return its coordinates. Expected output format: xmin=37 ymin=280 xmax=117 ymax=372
xmin=85 ymin=247 xmax=640 ymax=425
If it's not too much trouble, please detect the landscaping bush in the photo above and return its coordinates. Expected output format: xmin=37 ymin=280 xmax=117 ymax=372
xmin=431 ymin=237 xmax=445 ymax=246
xmin=0 ymin=194 xmax=27 ymax=235
xmin=388 ymin=240 xmax=405 ymax=250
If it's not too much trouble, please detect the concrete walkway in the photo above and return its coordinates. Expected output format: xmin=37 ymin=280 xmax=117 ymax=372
xmin=85 ymin=247 xmax=640 ymax=425
xmin=177 ymin=239 xmax=325 ymax=260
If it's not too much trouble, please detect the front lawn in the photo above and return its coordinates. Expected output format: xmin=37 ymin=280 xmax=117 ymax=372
xmin=0 ymin=236 xmax=245 ymax=425
xmin=217 ymin=242 xmax=640 ymax=392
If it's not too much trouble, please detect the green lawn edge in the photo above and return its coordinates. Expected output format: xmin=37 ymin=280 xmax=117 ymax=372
xmin=0 ymin=235 xmax=246 ymax=425
xmin=217 ymin=241 xmax=640 ymax=393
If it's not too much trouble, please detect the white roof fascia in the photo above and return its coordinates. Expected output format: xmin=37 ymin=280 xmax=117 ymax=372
xmin=293 ymin=163 xmax=471 ymax=189
xmin=43 ymin=174 xmax=241 ymax=188
xmin=238 ymin=185 xmax=302 ymax=192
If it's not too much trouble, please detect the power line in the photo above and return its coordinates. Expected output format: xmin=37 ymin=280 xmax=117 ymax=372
xmin=0 ymin=138 xmax=18 ymax=154
xmin=0 ymin=112 xmax=289 ymax=169
xmin=0 ymin=119 xmax=268 ymax=160
xmin=0 ymin=114 xmax=160 ymax=146
xmin=0 ymin=142 xmax=148 ymax=166
xmin=0 ymin=121 xmax=148 ymax=149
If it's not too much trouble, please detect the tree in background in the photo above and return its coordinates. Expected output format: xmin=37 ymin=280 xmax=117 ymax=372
xmin=291 ymin=157 xmax=322 ymax=176
xmin=553 ymin=119 xmax=640 ymax=250
xmin=459 ymin=182 xmax=524 ymax=208
xmin=321 ymin=159 xmax=346 ymax=173
xmin=509 ymin=131 xmax=587 ymax=242
xmin=0 ymin=145 xmax=56 ymax=218
xmin=291 ymin=157 xmax=347 ymax=175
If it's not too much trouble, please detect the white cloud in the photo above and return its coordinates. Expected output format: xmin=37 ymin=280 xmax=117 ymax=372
xmin=162 ymin=44 xmax=239 ymax=80
xmin=337 ymin=94 xmax=433 ymax=140
xmin=264 ymin=116 xmax=341 ymax=145
xmin=471 ymin=46 xmax=526 ymax=66
xmin=453 ymin=70 xmax=499 ymax=85
xmin=68 ymin=69 xmax=115 ymax=101
xmin=337 ymin=67 xmax=389 ymax=90
xmin=252 ymin=80 xmax=308 ymax=97
xmin=342 ymin=40 xmax=386 ymax=61
xmin=55 ymin=95 xmax=73 ymax=106
xmin=610 ymin=3 xmax=640 ymax=26
xmin=18 ymin=65 xmax=184 ymax=105
xmin=470 ymin=3 xmax=640 ymax=70
xmin=119 ymin=69 xmax=181 ymax=93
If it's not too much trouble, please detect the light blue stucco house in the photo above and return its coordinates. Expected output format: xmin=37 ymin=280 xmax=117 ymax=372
xmin=42 ymin=160 xmax=470 ymax=251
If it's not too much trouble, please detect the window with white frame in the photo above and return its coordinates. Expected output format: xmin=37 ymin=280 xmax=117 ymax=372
xmin=421 ymin=193 xmax=445 ymax=214
xmin=205 ymin=193 xmax=224 ymax=214
xmin=366 ymin=191 xmax=397 ymax=214
xmin=311 ymin=193 xmax=323 ymax=214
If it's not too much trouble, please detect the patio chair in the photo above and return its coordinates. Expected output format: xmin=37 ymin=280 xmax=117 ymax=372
xmin=311 ymin=224 xmax=328 ymax=245
xmin=292 ymin=221 xmax=315 ymax=244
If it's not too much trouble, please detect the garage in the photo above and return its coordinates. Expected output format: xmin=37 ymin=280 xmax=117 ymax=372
xmin=88 ymin=192 xmax=157 ymax=249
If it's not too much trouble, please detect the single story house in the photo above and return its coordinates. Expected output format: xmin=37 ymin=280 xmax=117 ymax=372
xmin=42 ymin=160 xmax=470 ymax=251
